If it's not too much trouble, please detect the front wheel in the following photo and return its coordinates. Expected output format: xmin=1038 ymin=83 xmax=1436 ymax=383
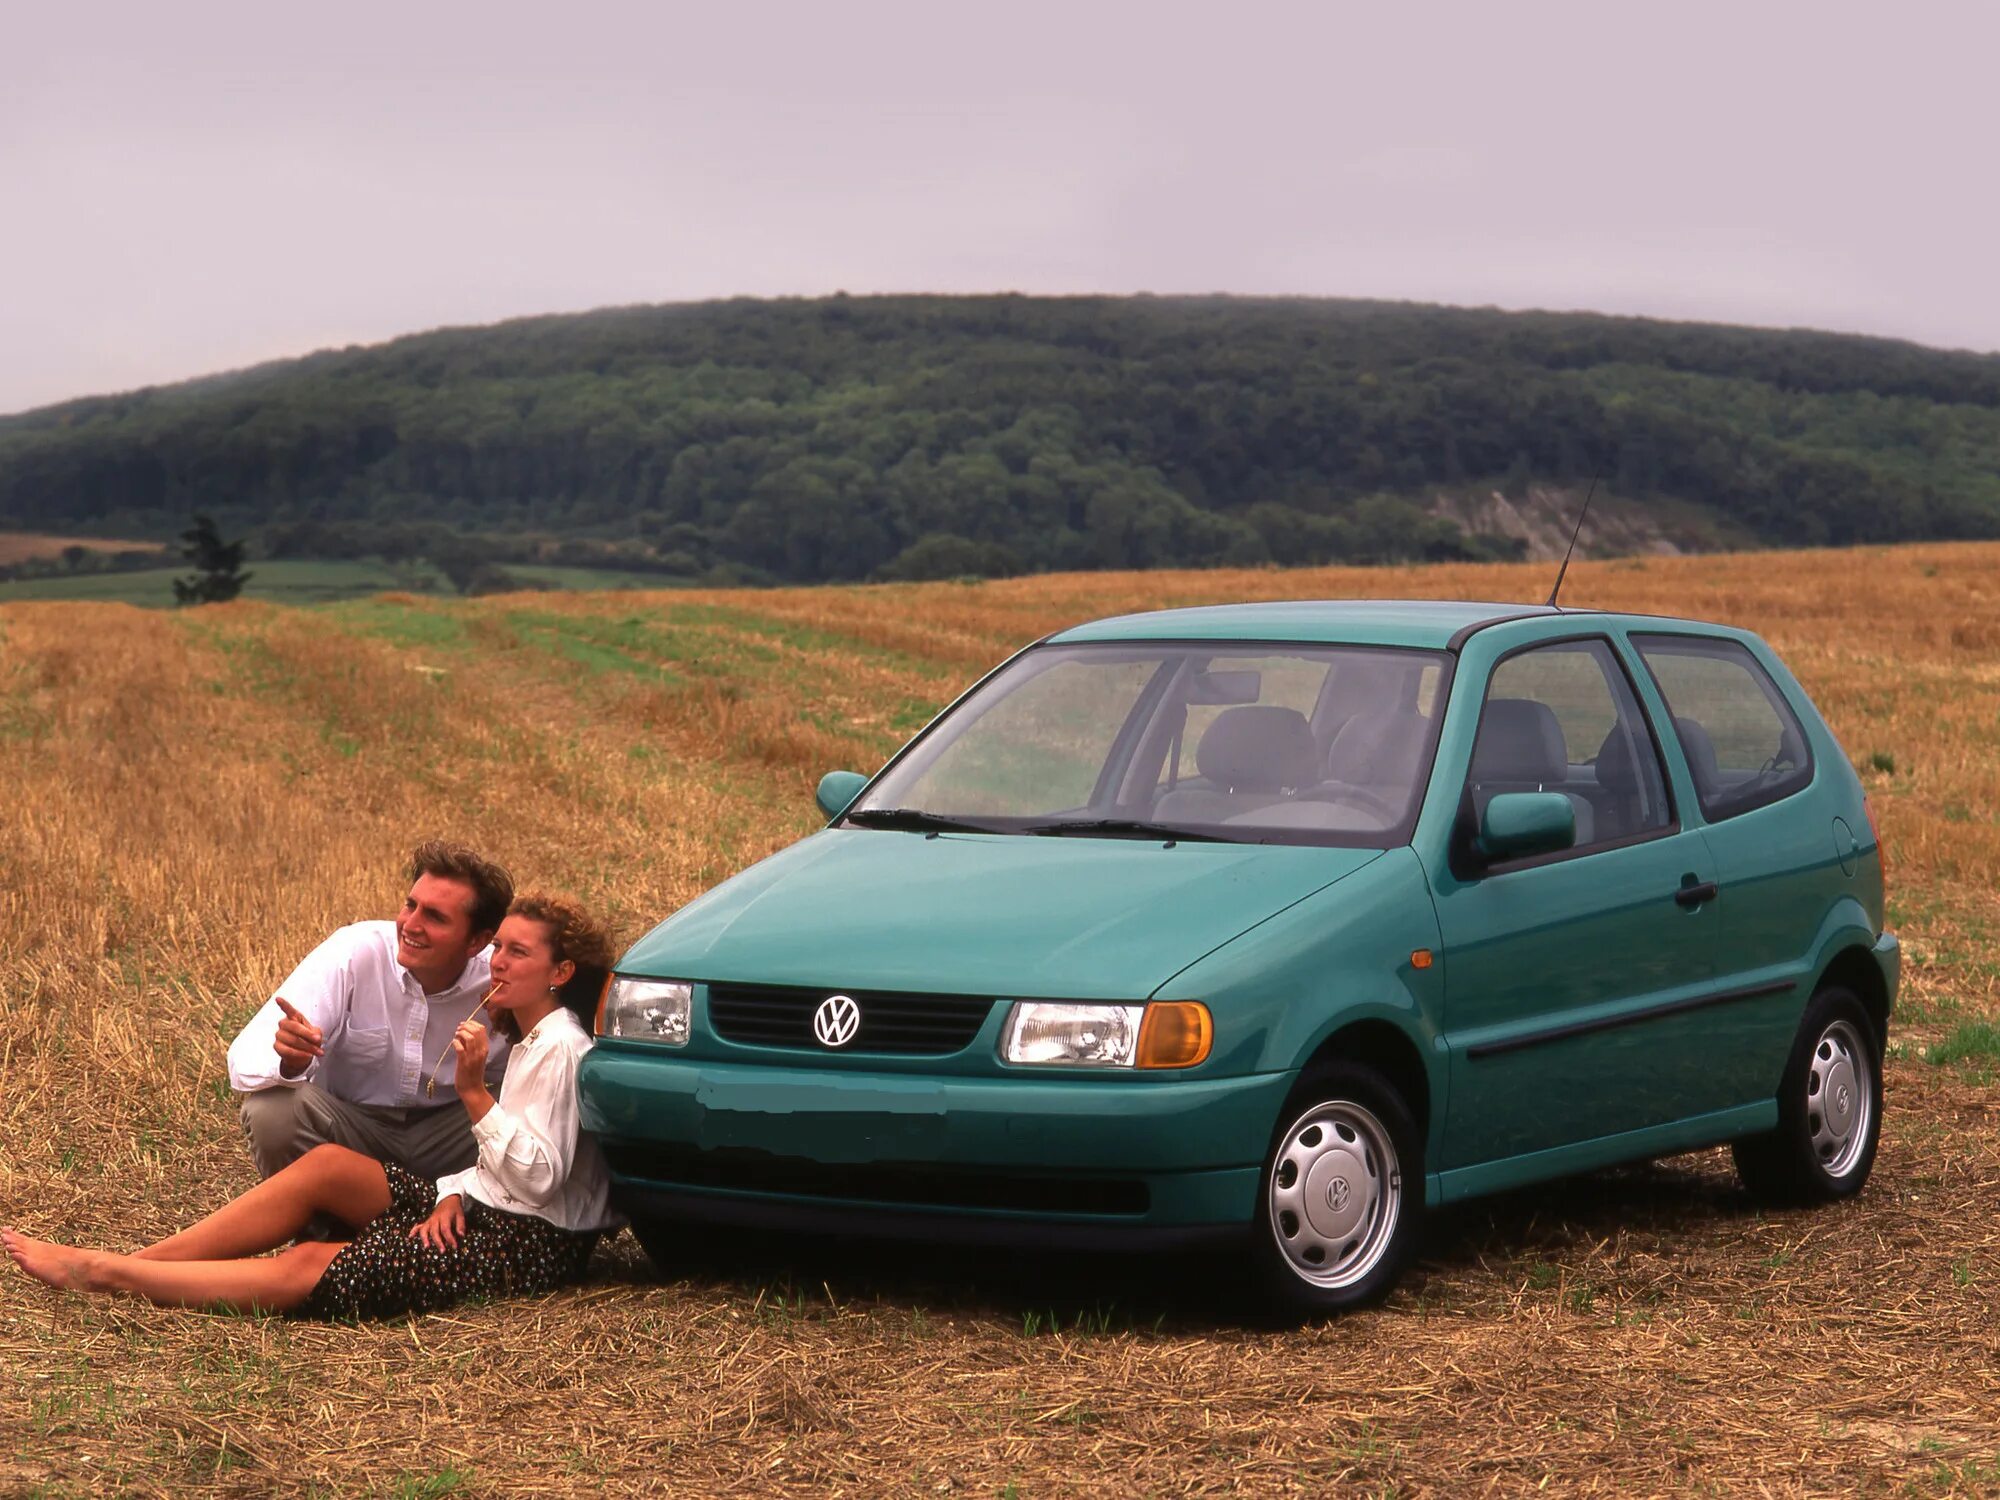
xmin=1733 ymin=986 xmax=1883 ymax=1203
xmin=1251 ymin=1063 xmax=1423 ymax=1319
xmin=627 ymin=1211 xmax=738 ymax=1275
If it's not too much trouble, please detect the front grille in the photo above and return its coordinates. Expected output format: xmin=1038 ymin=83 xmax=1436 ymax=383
xmin=603 ymin=1144 xmax=1151 ymax=1216
xmin=707 ymin=983 xmax=996 ymax=1055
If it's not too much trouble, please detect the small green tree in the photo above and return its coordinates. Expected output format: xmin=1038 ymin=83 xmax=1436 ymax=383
xmin=172 ymin=514 xmax=252 ymax=605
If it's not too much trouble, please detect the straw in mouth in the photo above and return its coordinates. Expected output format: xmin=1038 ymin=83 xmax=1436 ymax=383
xmin=425 ymin=985 xmax=498 ymax=1098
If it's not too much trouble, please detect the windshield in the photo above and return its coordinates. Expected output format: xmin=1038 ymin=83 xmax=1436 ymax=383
xmin=849 ymin=641 xmax=1449 ymax=846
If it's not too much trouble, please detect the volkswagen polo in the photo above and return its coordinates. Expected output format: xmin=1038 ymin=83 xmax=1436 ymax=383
xmin=579 ymin=600 xmax=1896 ymax=1316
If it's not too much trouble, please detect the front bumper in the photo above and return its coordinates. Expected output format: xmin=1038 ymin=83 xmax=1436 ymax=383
xmin=578 ymin=1047 xmax=1292 ymax=1241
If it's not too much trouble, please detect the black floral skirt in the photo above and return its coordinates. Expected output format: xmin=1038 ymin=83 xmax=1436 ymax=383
xmin=295 ymin=1162 xmax=599 ymax=1321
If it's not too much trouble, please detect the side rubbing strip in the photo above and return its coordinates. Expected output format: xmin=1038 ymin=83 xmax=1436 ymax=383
xmin=1465 ymin=979 xmax=1797 ymax=1061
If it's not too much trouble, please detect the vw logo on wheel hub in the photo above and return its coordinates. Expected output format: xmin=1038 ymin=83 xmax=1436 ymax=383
xmin=1327 ymin=1177 xmax=1351 ymax=1212
xmin=813 ymin=994 xmax=861 ymax=1048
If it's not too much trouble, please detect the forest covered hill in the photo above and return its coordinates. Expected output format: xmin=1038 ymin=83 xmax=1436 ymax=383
xmin=3 ymin=295 xmax=1997 ymax=585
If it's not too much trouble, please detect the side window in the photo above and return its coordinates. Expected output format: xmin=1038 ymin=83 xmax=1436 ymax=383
xmin=1469 ymin=639 xmax=1672 ymax=851
xmin=1631 ymin=634 xmax=1813 ymax=822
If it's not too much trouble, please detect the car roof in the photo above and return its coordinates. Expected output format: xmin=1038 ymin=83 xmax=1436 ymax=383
xmin=1047 ymin=599 xmax=1580 ymax=650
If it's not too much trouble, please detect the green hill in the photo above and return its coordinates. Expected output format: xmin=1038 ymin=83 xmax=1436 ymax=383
xmin=3 ymin=295 xmax=1997 ymax=585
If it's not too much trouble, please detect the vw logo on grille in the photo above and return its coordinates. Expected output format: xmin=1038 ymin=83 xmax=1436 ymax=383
xmin=813 ymin=994 xmax=861 ymax=1048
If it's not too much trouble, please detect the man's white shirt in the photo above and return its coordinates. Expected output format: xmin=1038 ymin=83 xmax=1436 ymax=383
xmin=227 ymin=921 xmax=507 ymax=1105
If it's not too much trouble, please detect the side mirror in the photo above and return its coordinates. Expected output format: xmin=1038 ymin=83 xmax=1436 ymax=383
xmin=816 ymin=770 xmax=869 ymax=821
xmin=1478 ymin=792 xmax=1575 ymax=862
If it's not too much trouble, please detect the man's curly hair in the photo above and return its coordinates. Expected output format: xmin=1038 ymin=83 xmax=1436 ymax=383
xmin=498 ymin=890 xmax=619 ymax=1038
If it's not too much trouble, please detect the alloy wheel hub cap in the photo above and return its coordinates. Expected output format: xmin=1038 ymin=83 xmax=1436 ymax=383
xmin=1819 ymin=1051 xmax=1857 ymax=1143
xmin=1269 ymin=1100 xmax=1403 ymax=1288
xmin=1304 ymin=1149 xmax=1371 ymax=1242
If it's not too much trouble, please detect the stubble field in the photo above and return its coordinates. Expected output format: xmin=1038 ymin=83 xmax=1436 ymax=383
xmin=0 ymin=533 xmax=164 ymax=566
xmin=1 ymin=543 xmax=1997 ymax=1497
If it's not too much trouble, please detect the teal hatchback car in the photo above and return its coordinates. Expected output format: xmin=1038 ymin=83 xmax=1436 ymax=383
xmin=580 ymin=601 xmax=1897 ymax=1315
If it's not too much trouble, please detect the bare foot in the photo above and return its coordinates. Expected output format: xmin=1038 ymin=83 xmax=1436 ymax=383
xmin=2 ymin=1229 xmax=103 ymax=1292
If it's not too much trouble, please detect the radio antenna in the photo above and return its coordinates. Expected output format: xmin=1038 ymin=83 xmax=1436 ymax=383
xmin=1545 ymin=473 xmax=1602 ymax=608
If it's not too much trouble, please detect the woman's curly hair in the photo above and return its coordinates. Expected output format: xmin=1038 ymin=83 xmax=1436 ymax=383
xmin=495 ymin=891 xmax=620 ymax=1039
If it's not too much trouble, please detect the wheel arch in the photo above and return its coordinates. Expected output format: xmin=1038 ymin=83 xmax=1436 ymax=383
xmin=1816 ymin=943 xmax=1890 ymax=1050
xmin=1295 ymin=1018 xmax=1433 ymax=1143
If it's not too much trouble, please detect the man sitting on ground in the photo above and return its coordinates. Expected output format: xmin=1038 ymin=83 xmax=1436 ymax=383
xmin=227 ymin=840 xmax=514 ymax=1181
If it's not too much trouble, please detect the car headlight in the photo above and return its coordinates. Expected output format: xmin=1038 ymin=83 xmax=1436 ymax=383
xmin=598 ymin=976 xmax=693 ymax=1046
xmin=1000 ymin=1000 xmax=1215 ymax=1068
xmin=1002 ymin=1002 xmax=1143 ymax=1066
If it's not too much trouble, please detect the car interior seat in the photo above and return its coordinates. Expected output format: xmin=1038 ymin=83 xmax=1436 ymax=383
xmin=1589 ymin=723 xmax=1651 ymax=841
xmin=1154 ymin=705 xmax=1319 ymax=824
xmin=1322 ymin=710 xmax=1427 ymax=814
xmin=1469 ymin=697 xmax=1594 ymax=844
xmin=1673 ymin=715 xmax=1723 ymax=811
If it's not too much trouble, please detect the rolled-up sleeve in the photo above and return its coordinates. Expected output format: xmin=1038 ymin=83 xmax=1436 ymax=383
xmin=225 ymin=932 xmax=352 ymax=1092
xmin=463 ymin=1040 xmax=580 ymax=1212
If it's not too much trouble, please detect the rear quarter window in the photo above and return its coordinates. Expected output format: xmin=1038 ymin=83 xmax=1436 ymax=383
xmin=1631 ymin=634 xmax=1814 ymax=822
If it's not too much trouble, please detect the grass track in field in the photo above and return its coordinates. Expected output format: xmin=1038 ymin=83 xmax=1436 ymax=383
xmin=2 ymin=541 xmax=1998 ymax=1495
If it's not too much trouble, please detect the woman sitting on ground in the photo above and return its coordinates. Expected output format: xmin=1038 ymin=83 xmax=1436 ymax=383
xmin=4 ymin=893 xmax=622 ymax=1318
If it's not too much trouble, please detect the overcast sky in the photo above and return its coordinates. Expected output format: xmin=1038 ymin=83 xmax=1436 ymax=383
xmin=4 ymin=0 xmax=1995 ymax=415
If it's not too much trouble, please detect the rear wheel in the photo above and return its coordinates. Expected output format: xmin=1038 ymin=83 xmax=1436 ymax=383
xmin=1251 ymin=1063 xmax=1422 ymax=1319
xmin=1733 ymin=986 xmax=1882 ymax=1203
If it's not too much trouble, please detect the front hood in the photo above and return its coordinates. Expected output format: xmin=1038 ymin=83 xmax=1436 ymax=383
xmin=619 ymin=829 xmax=1382 ymax=999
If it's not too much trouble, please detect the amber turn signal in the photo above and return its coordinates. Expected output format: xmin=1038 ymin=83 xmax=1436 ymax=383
xmin=1136 ymin=1001 xmax=1213 ymax=1068
xmin=1411 ymin=949 xmax=1434 ymax=970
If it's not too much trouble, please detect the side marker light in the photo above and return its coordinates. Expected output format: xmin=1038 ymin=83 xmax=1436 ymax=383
xmin=1411 ymin=949 xmax=1434 ymax=970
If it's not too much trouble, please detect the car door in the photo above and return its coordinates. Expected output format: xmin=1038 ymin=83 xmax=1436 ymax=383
xmin=1627 ymin=630 xmax=1834 ymax=1103
xmin=1423 ymin=634 xmax=1720 ymax=1171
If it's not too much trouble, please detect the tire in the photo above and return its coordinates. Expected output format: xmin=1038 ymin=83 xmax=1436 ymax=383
xmin=628 ymin=1211 xmax=679 ymax=1273
xmin=1733 ymin=985 xmax=1883 ymax=1204
xmin=1250 ymin=1062 xmax=1423 ymax=1320
xmin=628 ymin=1211 xmax=733 ymax=1274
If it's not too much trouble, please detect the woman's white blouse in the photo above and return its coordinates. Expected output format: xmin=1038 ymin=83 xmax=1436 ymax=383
xmin=434 ymin=1007 xmax=619 ymax=1232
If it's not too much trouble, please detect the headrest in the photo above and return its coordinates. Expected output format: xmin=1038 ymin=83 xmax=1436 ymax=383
xmin=1326 ymin=712 xmax=1428 ymax=785
xmin=1472 ymin=698 xmax=1569 ymax=785
xmin=1194 ymin=706 xmax=1318 ymax=792
xmin=1674 ymin=716 xmax=1721 ymax=791
xmin=1593 ymin=724 xmax=1641 ymax=797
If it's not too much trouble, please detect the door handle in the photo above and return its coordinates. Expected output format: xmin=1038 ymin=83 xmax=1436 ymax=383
xmin=1674 ymin=880 xmax=1719 ymax=908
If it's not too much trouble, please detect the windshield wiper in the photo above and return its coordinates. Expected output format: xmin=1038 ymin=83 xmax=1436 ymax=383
xmin=843 ymin=807 xmax=1008 ymax=835
xmin=1022 ymin=818 xmax=1234 ymax=843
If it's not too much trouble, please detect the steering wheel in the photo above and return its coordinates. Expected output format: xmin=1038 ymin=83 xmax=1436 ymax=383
xmin=1748 ymin=751 xmax=1799 ymax=790
xmin=1308 ymin=783 xmax=1404 ymax=822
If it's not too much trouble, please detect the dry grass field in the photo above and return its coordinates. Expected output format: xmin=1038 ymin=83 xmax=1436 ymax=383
xmin=0 ymin=532 xmax=163 ymax=565
xmin=2 ymin=542 xmax=1997 ymax=1497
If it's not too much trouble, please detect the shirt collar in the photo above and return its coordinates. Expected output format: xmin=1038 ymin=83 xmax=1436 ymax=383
xmin=522 ymin=1008 xmax=575 ymax=1047
xmin=398 ymin=944 xmax=492 ymax=1000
